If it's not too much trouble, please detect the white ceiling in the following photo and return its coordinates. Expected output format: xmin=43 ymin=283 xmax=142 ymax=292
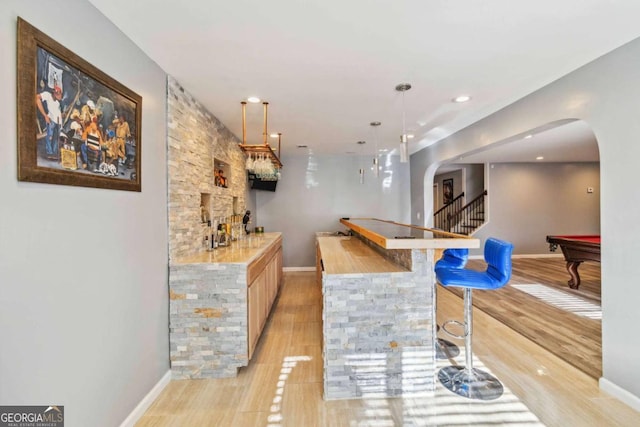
xmin=448 ymin=119 xmax=599 ymax=166
xmin=88 ymin=0 xmax=640 ymax=159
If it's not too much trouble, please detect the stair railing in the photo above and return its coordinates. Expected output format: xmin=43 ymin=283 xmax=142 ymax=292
xmin=447 ymin=190 xmax=488 ymax=235
xmin=433 ymin=192 xmax=465 ymax=231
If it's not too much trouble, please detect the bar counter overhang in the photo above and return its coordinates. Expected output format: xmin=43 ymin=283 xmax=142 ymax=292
xmin=316 ymin=218 xmax=479 ymax=400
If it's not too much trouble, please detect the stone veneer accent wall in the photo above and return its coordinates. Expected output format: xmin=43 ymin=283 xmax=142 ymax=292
xmin=322 ymin=242 xmax=436 ymax=399
xmin=168 ymin=76 xmax=247 ymax=261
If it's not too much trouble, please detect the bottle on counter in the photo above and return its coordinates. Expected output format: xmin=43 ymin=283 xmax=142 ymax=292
xmin=218 ymin=223 xmax=228 ymax=247
xmin=206 ymin=220 xmax=214 ymax=251
xmin=243 ymin=210 xmax=251 ymax=235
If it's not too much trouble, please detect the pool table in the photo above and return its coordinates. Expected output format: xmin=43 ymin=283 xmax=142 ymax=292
xmin=546 ymin=235 xmax=600 ymax=289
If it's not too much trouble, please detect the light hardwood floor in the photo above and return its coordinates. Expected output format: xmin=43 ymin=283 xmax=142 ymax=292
xmin=448 ymin=257 xmax=602 ymax=378
xmin=136 ymin=271 xmax=640 ymax=426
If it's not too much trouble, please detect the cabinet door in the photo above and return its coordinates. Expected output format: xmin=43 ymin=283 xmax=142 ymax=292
xmin=247 ymin=240 xmax=283 ymax=360
xmin=257 ymin=268 xmax=268 ymax=333
xmin=276 ymin=247 xmax=283 ymax=290
xmin=248 ymin=279 xmax=261 ymax=359
xmin=268 ymin=255 xmax=277 ymax=305
xmin=316 ymin=244 xmax=322 ymax=288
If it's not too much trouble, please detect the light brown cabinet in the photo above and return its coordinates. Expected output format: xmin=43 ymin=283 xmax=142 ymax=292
xmin=247 ymin=238 xmax=283 ymax=359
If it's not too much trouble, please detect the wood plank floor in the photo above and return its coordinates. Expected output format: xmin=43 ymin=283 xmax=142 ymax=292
xmin=136 ymin=270 xmax=640 ymax=426
xmin=445 ymin=257 xmax=601 ymax=378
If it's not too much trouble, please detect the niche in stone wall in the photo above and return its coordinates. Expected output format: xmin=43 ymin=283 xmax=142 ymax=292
xmin=200 ymin=193 xmax=211 ymax=223
xmin=214 ymin=158 xmax=230 ymax=189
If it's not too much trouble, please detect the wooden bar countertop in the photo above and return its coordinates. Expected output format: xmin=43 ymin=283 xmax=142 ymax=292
xmin=317 ymin=236 xmax=408 ymax=274
xmin=174 ymin=232 xmax=282 ymax=265
xmin=340 ymin=218 xmax=479 ymax=250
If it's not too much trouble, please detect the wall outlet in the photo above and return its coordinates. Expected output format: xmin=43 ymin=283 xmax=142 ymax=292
xmin=587 ymin=187 xmax=594 ymax=193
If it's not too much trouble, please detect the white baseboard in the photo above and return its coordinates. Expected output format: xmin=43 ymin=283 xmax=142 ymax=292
xmin=283 ymin=266 xmax=315 ymax=272
xmin=599 ymin=377 xmax=640 ymax=412
xmin=120 ymin=370 xmax=171 ymax=427
xmin=511 ymin=253 xmax=563 ymax=259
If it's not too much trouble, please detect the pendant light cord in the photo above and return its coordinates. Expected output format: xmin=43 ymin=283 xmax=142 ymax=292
xmin=402 ymin=90 xmax=406 ymax=138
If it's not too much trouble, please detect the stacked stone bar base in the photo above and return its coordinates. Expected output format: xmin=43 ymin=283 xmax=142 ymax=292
xmin=169 ymin=263 xmax=248 ymax=379
xmin=322 ymin=248 xmax=436 ymax=399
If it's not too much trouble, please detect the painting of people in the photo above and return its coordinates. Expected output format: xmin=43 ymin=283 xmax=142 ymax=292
xmin=35 ymin=47 xmax=138 ymax=179
xmin=443 ymin=178 xmax=453 ymax=205
xmin=18 ymin=18 xmax=142 ymax=191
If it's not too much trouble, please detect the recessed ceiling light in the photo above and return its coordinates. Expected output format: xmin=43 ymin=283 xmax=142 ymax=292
xmin=247 ymin=96 xmax=261 ymax=103
xmin=536 ymin=156 xmax=544 ymax=160
xmin=379 ymin=148 xmax=389 ymax=153
xmin=524 ymin=134 xmax=533 ymax=139
xmin=357 ymin=141 xmax=366 ymax=145
xmin=453 ymin=95 xmax=471 ymax=103
xmin=407 ymin=134 xmax=415 ymax=139
xmin=270 ymin=133 xmax=279 ymax=138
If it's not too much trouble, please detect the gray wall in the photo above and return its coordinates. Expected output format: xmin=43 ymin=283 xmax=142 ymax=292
xmin=0 ymin=1 xmax=168 ymax=426
xmin=256 ymin=153 xmax=411 ymax=267
xmin=472 ymin=162 xmax=600 ymax=255
xmin=465 ymin=164 xmax=485 ymax=201
xmin=410 ymin=34 xmax=640 ymax=404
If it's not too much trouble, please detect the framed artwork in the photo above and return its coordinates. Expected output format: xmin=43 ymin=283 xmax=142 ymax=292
xmin=443 ymin=178 xmax=453 ymax=205
xmin=17 ymin=18 xmax=142 ymax=192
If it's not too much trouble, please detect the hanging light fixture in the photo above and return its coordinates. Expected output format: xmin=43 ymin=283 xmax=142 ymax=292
xmin=395 ymin=83 xmax=412 ymax=163
xmin=357 ymin=140 xmax=366 ymax=184
xmin=370 ymin=121 xmax=381 ymax=178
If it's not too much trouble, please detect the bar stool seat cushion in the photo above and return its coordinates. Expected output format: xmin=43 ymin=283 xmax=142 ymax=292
xmin=435 ymin=248 xmax=469 ymax=271
xmin=436 ymin=268 xmax=505 ymax=290
xmin=436 ymin=238 xmax=513 ymax=290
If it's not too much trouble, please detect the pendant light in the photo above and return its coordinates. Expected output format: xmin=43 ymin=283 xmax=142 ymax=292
xmin=395 ymin=83 xmax=411 ymax=163
xmin=357 ymin=140 xmax=366 ymax=184
xmin=370 ymin=121 xmax=381 ymax=178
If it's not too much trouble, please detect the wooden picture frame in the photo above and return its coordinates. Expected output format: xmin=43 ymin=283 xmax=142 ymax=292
xmin=443 ymin=178 xmax=453 ymax=205
xmin=17 ymin=17 xmax=142 ymax=192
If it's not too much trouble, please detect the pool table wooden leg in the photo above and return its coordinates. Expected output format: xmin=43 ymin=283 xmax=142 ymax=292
xmin=566 ymin=261 xmax=582 ymax=289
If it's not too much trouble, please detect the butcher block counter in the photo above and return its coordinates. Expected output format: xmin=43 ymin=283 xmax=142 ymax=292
xmin=317 ymin=235 xmax=408 ymax=274
xmin=170 ymin=233 xmax=283 ymax=379
xmin=317 ymin=218 xmax=477 ymax=400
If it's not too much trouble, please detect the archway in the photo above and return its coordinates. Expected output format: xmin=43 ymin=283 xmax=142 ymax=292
xmin=426 ymin=119 xmax=602 ymax=378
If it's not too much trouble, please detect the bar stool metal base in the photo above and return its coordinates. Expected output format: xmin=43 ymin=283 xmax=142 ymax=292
xmin=436 ymin=338 xmax=460 ymax=359
xmin=435 ymin=324 xmax=460 ymax=359
xmin=438 ymin=365 xmax=504 ymax=400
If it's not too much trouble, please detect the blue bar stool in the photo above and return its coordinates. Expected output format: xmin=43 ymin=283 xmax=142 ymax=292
xmin=435 ymin=248 xmax=469 ymax=271
xmin=434 ymin=249 xmax=469 ymax=359
xmin=436 ymin=238 xmax=514 ymax=400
